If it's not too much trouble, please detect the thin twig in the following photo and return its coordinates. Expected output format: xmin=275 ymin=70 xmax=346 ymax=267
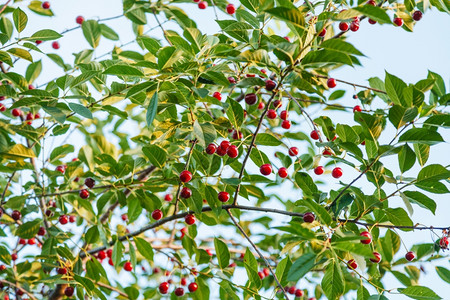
xmin=315 ymin=75 xmax=387 ymax=94
xmin=96 ymin=282 xmax=128 ymax=298
xmin=1 ymin=171 xmax=16 ymax=205
xmin=0 ymin=279 xmax=39 ymax=300
xmin=0 ymin=0 xmax=11 ymax=15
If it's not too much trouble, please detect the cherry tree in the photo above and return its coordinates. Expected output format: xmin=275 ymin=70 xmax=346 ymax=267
xmin=0 ymin=0 xmax=449 ymax=299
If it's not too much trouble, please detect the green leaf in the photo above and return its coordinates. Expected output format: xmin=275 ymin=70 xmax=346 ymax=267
xmin=352 ymin=6 xmax=392 ymax=24
xmin=28 ymin=29 xmax=62 ymax=41
xmin=275 ymin=256 xmax=292 ymax=286
xmin=296 ymin=198 xmax=332 ymax=226
xmin=320 ymin=39 xmax=364 ymax=56
xmin=25 ymin=60 xmax=42 ymax=83
xmin=398 ymin=128 xmax=444 ymax=145
xmin=265 ymin=7 xmax=305 ymax=28
xmin=332 ymin=242 xmax=375 ymax=258
xmin=50 ymin=144 xmax=75 ymax=162
xmin=294 ymin=172 xmax=319 ymax=196
xmin=193 ymin=120 xmax=217 ymax=148
xmin=398 ymin=144 xmax=416 ymax=173
xmin=401 ymin=191 xmax=436 ymax=214
xmin=0 ymin=246 xmax=11 ymax=264
xmin=100 ymin=24 xmax=119 ymax=40
xmin=146 ymin=92 xmax=158 ymax=127
xmin=82 ymin=20 xmax=101 ymax=48
xmin=2 ymin=144 xmax=36 ymax=159
xmin=112 ymin=240 xmax=124 ymax=267
xmin=255 ymin=133 xmax=282 ymax=146
xmin=142 ymin=145 xmax=166 ymax=169
xmin=15 ymin=219 xmax=41 ymax=239
xmin=416 ymin=164 xmax=450 ymax=183
xmin=103 ymin=65 xmax=144 ymax=77
xmin=157 ymin=46 xmax=182 ymax=70
xmin=69 ymin=103 xmax=93 ymax=119
xmin=13 ymin=8 xmax=28 ymax=33
xmin=42 ymin=106 xmax=66 ymax=124
xmin=336 ymin=124 xmax=360 ymax=144
xmin=385 ymin=72 xmax=407 ymax=106
xmin=388 ymin=106 xmax=418 ymax=129
xmin=384 ymin=208 xmax=413 ymax=230
xmin=398 ymin=286 xmax=442 ymax=300
xmin=7 ymin=48 xmax=32 ymax=62
xmin=435 ymin=266 xmax=450 ymax=284
xmin=214 ymin=238 xmax=230 ymax=269
xmin=226 ymin=97 xmax=244 ymax=130
xmin=134 ymin=237 xmax=154 ymax=262
xmin=321 ymin=259 xmax=345 ymax=300
xmin=28 ymin=1 xmax=54 ymax=16
xmin=413 ymin=143 xmax=430 ymax=166
xmin=287 ymin=253 xmax=316 ymax=281
xmin=302 ymin=49 xmax=353 ymax=66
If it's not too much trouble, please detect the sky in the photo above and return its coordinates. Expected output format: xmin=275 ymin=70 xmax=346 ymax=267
xmin=5 ymin=0 xmax=450 ymax=299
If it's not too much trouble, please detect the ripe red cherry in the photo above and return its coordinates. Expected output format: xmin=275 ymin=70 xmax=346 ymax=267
xmin=339 ymin=22 xmax=349 ymax=31
xmin=360 ymin=231 xmax=372 ymax=244
xmin=281 ymin=120 xmax=291 ymax=129
xmin=38 ymin=226 xmax=46 ymax=236
xmin=152 ymin=209 xmax=163 ymax=220
xmin=279 ymin=110 xmax=288 ymax=120
xmin=263 ymin=268 xmax=270 ymax=277
xmin=288 ymin=286 xmax=296 ymax=294
xmin=257 ymin=102 xmax=265 ymax=110
xmin=57 ymin=267 xmax=67 ymax=275
xmin=188 ymin=282 xmax=198 ymax=292
xmin=314 ymin=166 xmax=324 ymax=175
xmin=181 ymin=187 xmax=192 ymax=199
xmin=98 ymin=250 xmax=106 ymax=260
xmin=213 ymin=92 xmax=222 ymax=101
xmin=405 ymin=251 xmax=415 ymax=261
xmin=353 ymin=105 xmax=362 ymax=112
xmin=310 ymin=130 xmax=319 ymax=140
xmin=164 ymin=194 xmax=173 ymax=202
xmin=370 ymin=252 xmax=382 ymax=263
xmin=220 ymin=140 xmax=231 ymax=150
xmin=393 ymin=17 xmax=403 ymax=26
xmin=246 ymin=74 xmax=255 ymax=78
xmin=332 ymin=167 xmax=343 ymax=178
xmin=108 ymin=258 xmax=114 ymax=266
xmin=185 ymin=214 xmax=196 ymax=225
xmin=85 ymin=178 xmax=95 ymax=188
xmin=121 ymin=214 xmax=128 ymax=221
xmin=303 ymin=212 xmax=315 ymax=223
xmin=283 ymin=36 xmax=290 ymax=42
xmin=226 ymin=3 xmax=236 ymax=14
xmin=76 ymin=16 xmax=85 ymax=25
xmin=180 ymin=278 xmax=187 ymax=286
xmin=278 ymin=167 xmax=288 ymax=178
xmin=124 ymin=261 xmax=132 ymax=272
xmin=206 ymin=249 xmax=213 ymax=256
xmin=232 ymin=130 xmax=242 ymax=140
xmin=35 ymin=40 xmax=42 ymax=45
xmin=439 ymin=237 xmax=449 ymax=249
xmin=52 ymin=41 xmax=60 ymax=49
xmin=0 ymin=103 xmax=6 ymax=112
xmin=267 ymin=109 xmax=277 ymax=119
xmin=245 ymin=93 xmax=258 ymax=105
xmin=19 ymin=238 xmax=26 ymax=245
xmin=366 ymin=0 xmax=376 ymax=5
xmin=368 ymin=19 xmax=377 ymax=24
xmin=319 ymin=28 xmax=326 ymax=37
xmin=227 ymin=145 xmax=238 ymax=158
xmin=228 ymin=77 xmax=236 ymax=84
xmin=11 ymin=210 xmax=21 ymax=221
xmin=11 ymin=253 xmax=18 ymax=261
xmin=106 ymin=249 xmax=113 ymax=258
xmin=265 ymin=80 xmax=276 ymax=91
xmin=198 ymin=1 xmax=208 ymax=9
xmin=216 ymin=146 xmax=227 ymax=156
xmin=179 ymin=170 xmax=192 ymax=183
xmin=218 ymin=191 xmax=230 ymax=202
xmin=206 ymin=143 xmax=217 ymax=155
xmin=295 ymin=289 xmax=304 ymax=297
xmin=59 ymin=215 xmax=68 ymax=225
xmin=175 ymin=287 xmax=184 ymax=296
xmin=79 ymin=189 xmax=89 ymax=199
xmin=12 ymin=108 xmax=22 ymax=117
xmin=288 ymin=147 xmax=299 ymax=156
xmin=327 ymin=78 xmax=337 ymax=88
xmin=272 ymin=100 xmax=282 ymax=109
xmin=26 ymin=112 xmax=34 ymax=124
xmin=350 ymin=22 xmax=359 ymax=32
xmin=64 ymin=286 xmax=74 ymax=297
xmin=347 ymin=259 xmax=358 ymax=270
xmin=260 ymin=164 xmax=272 ymax=176
xmin=42 ymin=1 xmax=50 ymax=9
xmin=159 ymin=282 xmax=169 ymax=294
xmin=258 ymin=271 xmax=264 ymax=279
xmin=412 ymin=10 xmax=423 ymax=21
xmin=323 ymin=149 xmax=333 ymax=156
xmin=55 ymin=165 xmax=65 ymax=173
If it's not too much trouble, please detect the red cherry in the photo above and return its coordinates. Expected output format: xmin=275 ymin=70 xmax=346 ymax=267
xmin=360 ymin=231 xmax=372 ymax=244
xmin=310 ymin=130 xmax=319 ymax=140
xmin=106 ymin=249 xmax=113 ymax=258
xmin=64 ymin=286 xmax=74 ymax=297
xmin=11 ymin=253 xmax=18 ymax=261
xmin=19 ymin=238 xmax=26 ymax=245
xmin=288 ymin=147 xmax=299 ymax=156
xmin=350 ymin=22 xmax=359 ymax=32
xmin=198 ymin=1 xmax=208 ymax=9
xmin=152 ymin=209 xmax=163 ymax=220
xmin=11 ymin=210 xmax=21 ymax=221
xmin=272 ymin=100 xmax=282 ymax=109
xmin=76 ymin=15 xmax=85 ymax=25
xmin=353 ymin=105 xmax=362 ymax=112
xmin=181 ymin=278 xmax=187 ymax=286
xmin=180 ymin=227 xmax=187 ymax=239
xmin=267 ymin=109 xmax=277 ymax=119
xmin=180 ymin=170 xmax=192 ymax=183
xmin=85 ymin=178 xmax=95 ymax=188
xmin=206 ymin=249 xmax=213 ymax=256
xmin=181 ymin=187 xmax=192 ymax=199
xmin=12 ymin=108 xmax=22 ymax=117
xmin=98 ymin=250 xmax=106 ymax=260
xmin=213 ymin=92 xmax=222 ymax=101
xmin=185 ymin=214 xmax=195 ymax=225
xmin=232 ymin=130 xmax=242 ymax=140
xmin=42 ymin=1 xmax=50 ymax=9
xmin=257 ymin=102 xmax=265 ymax=110
xmin=339 ymin=22 xmax=349 ymax=31
xmin=314 ymin=166 xmax=324 ymax=175
xmin=412 ymin=10 xmax=423 ymax=21
xmin=52 ymin=41 xmax=60 ymax=49
xmin=370 ymin=252 xmax=382 ymax=263
xmin=323 ymin=149 xmax=333 ymax=156
xmin=35 ymin=40 xmax=42 ymax=45
xmin=226 ymin=3 xmax=236 ymax=14
xmin=164 ymin=194 xmax=173 ymax=202
xmin=121 ymin=214 xmax=128 ymax=221
xmin=245 ymin=93 xmax=258 ymax=105
xmin=26 ymin=112 xmax=34 ymax=124
xmin=206 ymin=143 xmax=217 ymax=155
xmin=281 ymin=120 xmax=291 ymax=129
xmin=262 ymin=268 xmax=270 ymax=277
xmin=216 ymin=146 xmax=227 ymax=156
xmin=159 ymin=282 xmax=169 ymax=294
xmin=188 ymin=282 xmax=198 ymax=292
xmin=218 ymin=191 xmax=230 ymax=202
xmin=319 ymin=28 xmax=326 ymax=37
xmin=124 ymin=261 xmax=132 ymax=272
xmin=227 ymin=145 xmax=238 ymax=158
xmin=175 ymin=287 xmax=184 ymax=296
xmin=79 ymin=189 xmax=89 ymax=199
xmin=37 ymin=227 xmax=46 ymax=236
xmin=288 ymin=286 xmax=296 ymax=294
xmin=278 ymin=167 xmax=288 ymax=178
xmin=59 ymin=215 xmax=68 ymax=225
xmin=265 ymin=80 xmax=276 ymax=91
xmin=405 ymin=251 xmax=415 ymax=261
xmin=57 ymin=267 xmax=67 ymax=275
xmin=366 ymin=0 xmax=376 ymax=5
xmin=220 ymin=140 xmax=231 ymax=151
xmin=0 ymin=103 xmax=6 ymax=112
xmin=393 ymin=17 xmax=403 ymax=26
xmin=27 ymin=238 xmax=35 ymax=246
xmin=228 ymin=262 xmax=237 ymax=268
xmin=295 ymin=289 xmax=304 ymax=297
xmin=439 ymin=237 xmax=449 ymax=249
xmin=258 ymin=271 xmax=265 ymax=279
xmin=332 ymin=167 xmax=343 ymax=178
xmin=368 ymin=19 xmax=377 ymax=24
xmin=55 ymin=165 xmax=65 ymax=173
xmin=260 ymin=164 xmax=272 ymax=176
xmin=283 ymin=36 xmax=290 ymax=42
xmin=279 ymin=110 xmax=288 ymax=120
xmin=347 ymin=259 xmax=358 ymax=270
xmin=108 ymin=258 xmax=114 ymax=265
xmin=228 ymin=77 xmax=236 ymax=84
xmin=303 ymin=212 xmax=315 ymax=223
xmin=246 ymin=74 xmax=255 ymax=78
xmin=327 ymin=78 xmax=337 ymax=88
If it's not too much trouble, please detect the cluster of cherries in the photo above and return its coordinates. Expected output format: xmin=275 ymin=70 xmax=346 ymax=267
xmin=158 ymin=281 xmax=198 ymax=296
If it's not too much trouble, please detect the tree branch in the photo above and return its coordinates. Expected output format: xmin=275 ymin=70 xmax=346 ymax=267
xmin=0 ymin=279 xmax=38 ymax=300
